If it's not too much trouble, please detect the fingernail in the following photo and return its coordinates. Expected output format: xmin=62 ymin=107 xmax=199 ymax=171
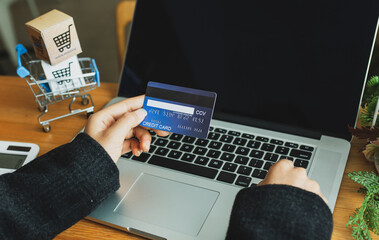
xmin=144 ymin=141 xmax=151 ymax=152
xmin=135 ymin=108 xmax=147 ymax=119
xmin=135 ymin=149 xmax=143 ymax=156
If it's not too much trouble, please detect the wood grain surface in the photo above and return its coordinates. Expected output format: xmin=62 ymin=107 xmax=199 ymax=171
xmin=0 ymin=75 xmax=377 ymax=240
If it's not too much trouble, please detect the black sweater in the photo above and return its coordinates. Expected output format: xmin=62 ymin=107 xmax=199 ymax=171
xmin=0 ymin=133 xmax=333 ymax=239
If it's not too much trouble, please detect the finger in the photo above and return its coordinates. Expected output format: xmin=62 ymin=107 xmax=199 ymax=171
xmin=269 ymin=159 xmax=294 ymax=174
xmin=154 ymin=129 xmax=171 ymax=137
xmin=107 ymin=108 xmax=147 ymax=139
xmin=140 ymin=126 xmax=171 ymax=137
xmin=98 ymin=95 xmax=145 ymax=120
xmin=131 ymin=138 xmax=143 ymax=156
xmin=134 ymin=126 xmax=152 ymax=152
xmin=122 ymin=138 xmax=134 ymax=154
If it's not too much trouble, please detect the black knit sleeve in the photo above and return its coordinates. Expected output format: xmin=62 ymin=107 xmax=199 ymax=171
xmin=226 ymin=185 xmax=333 ymax=240
xmin=0 ymin=133 xmax=120 ymax=240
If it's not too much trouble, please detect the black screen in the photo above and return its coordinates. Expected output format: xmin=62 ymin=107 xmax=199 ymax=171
xmin=118 ymin=0 xmax=379 ymax=141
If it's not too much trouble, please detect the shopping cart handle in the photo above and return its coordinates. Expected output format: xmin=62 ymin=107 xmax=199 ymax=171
xmin=15 ymin=44 xmax=30 ymax=78
xmin=91 ymin=59 xmax=100 ymax=87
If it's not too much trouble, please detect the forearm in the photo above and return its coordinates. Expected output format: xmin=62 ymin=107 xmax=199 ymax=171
xmin=0 ymin=133 xmax=120 ymax=240
xmin=226 ymin=185 xmax=333 ymax=240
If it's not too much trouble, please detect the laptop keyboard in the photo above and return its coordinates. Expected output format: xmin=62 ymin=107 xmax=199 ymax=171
xmin=122 ymin=127 xmax=315 ymax=188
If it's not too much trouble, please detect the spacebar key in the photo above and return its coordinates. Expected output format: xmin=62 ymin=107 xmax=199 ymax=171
xmin=148 ymin=155 xmax=218 ymax=179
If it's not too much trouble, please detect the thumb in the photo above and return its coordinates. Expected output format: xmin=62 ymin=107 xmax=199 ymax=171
xmin=108 ymin=108 xmax=147 ymax=138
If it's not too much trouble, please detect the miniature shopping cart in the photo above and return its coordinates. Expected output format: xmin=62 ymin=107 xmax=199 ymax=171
xmin=53 ymin=24 xmax=72 ymax=52
xmin=15 ymin=44 xmax=100 ymax=132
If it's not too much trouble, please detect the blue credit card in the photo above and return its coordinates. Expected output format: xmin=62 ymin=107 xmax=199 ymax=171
xmin=141 ymin=81 xmax=217 ymax=139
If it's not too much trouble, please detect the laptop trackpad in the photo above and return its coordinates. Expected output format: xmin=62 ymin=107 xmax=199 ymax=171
xmin=114 ymin=173 xmax=219 ymax=236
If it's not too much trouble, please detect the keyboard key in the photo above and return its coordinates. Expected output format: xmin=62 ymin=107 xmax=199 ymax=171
xmin=261 ymin=143 xmax=275 ymax=152
xmin=148 ymin=145 xmax=157 ymax=153
xmin=294 ymin=159 xmax=309 ymax=168
xmin=149 ymin=155 xmax=218 ymax=179
xmin=233 ymin=138 xmax=247 ymax=146
xmin=181 ymin=153 xmax=196 ymax=162
xmin=209 ymin=126 xmax=214 ymax=131
xmin=207 ymin=149 xmax=221 ymax=158
xmin=235 ymin=147 xmax=249 ymax=156
xmin=208 ymin=132 xmax=220 ymax=140
xmin=156 ymin=147 xmax=169 ymax=156
xmin=169 ymin=133 xmax=183 ymax=141
xmin=252 ymin=169 xmax=268 ymax=179
xmin=242 ymin=133 xmax=254 ymax=139
xmin=206 ymin=150 xmax=221 ymax=158
xmin=247 ymin=140 xmax=261 ymax=149
xmin=132 ymin=153 xmax=150 ymax=162
xmin=217 ymin=171 xmax=237 ymax=184
xmin=263 ymin=162 xmax=274 ymax=170
xmin=237 ymin=166 xmax=253 ymax=176
xmin=193 ymin=147 xmax=207 ymax=155
xmin=220 ymin=152 xmax=235 ymax=161
xmin=290 ymin=149 xmax=312 ymax=160
xmin=209 ymin=159 xmax=223 ymax=169
xmin=222 ymin=163 xmax=238 ymax=172
xmin=285 ymin=142 xmax=299 ymax=148
xmin=167 ymin=141 xmax=181 ymax=149
xmin=300 ymin=145 xmax=314 ymax=152
xmin=228 ymin=130 xmax=241 ymax=136
xmin=264 ymin=153 xmax=279 ymax=162
xmin=249 ymin=158 xmax=264 ymax=168
xmin=148 ymin=130 xmax=157 ymax=136
xmin=180 ymin=144 xmax=195 ymax=152
xmin=235 ymin=176 xmax=252 ymax=187
xmin=250 ymin=150 xmax=264 ymax=159
xmin=220 ymin=135 xmax=234 ymax=143
xmin=270 ymin=139 xmax=284 ymax=145
xmin=222 ymin=144 xmax=236 ymax=153
xmin=168 ymin=150 xmax=182 ymax=159
xmin=215 ymin=128 xmax=227 ymax=134
xmin=155 ymin=139 xmax=168 ymax=146
xmin=234 ymin=156 xmax=249 ymax=165
xmin=182 ymin=136 xmax=196 ymax=144
xmin=280 ymin=156 xmax=294 ymax=161
xmin=194 ymin=156 xmax=210 ymax=165
xmin=275 ymin=146 xmax=290 ymax=155
xmin=209 ymin=141 xmax=222 ymax=149
xmin=195 ymin=139 xmax=209 ymax=147
xmin=256 ymin=136 xmax=269 ymax=142
xmin=122 ymin=152 xmax=133 ymax=158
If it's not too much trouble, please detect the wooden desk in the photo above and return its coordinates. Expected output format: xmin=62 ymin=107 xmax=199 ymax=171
xmin=0 ymin=75 xmax=377 ymax=240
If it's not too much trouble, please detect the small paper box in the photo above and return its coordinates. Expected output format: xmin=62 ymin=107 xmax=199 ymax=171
xmin=25 ymin=9 xmax=82 ymax=65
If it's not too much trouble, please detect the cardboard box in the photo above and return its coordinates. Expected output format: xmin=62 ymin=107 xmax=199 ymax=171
xmin=26 ymin=9 xmax=82 ymax=65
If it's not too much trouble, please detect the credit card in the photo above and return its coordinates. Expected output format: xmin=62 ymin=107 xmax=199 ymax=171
xmin=141 ymin=81 xmax=217 ymax=139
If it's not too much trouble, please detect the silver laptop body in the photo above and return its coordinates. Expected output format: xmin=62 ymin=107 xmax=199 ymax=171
xmin=87 ymin=1 xmax=379 ymax=239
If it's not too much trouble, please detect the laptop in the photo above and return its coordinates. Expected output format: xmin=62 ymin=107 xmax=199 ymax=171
xmin=87 ymin=0 xmax=379 ymax=239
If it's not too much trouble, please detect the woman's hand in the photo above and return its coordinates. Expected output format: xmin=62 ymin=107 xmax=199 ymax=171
xmin=259 ymin=159 xmax=328 ymax=204
xmin=84 ymin=95 xmax=169 ymax=162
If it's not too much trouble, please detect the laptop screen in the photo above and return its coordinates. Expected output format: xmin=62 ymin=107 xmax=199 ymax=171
xmin=118 ymin=0 xmax=379 ymax=141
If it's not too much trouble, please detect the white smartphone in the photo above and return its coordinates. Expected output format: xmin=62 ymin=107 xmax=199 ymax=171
xmin=0 ymin=140 xmax=39 ymax=175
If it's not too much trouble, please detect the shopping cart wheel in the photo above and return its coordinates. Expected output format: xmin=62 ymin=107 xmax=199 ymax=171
xmin=38 ymin=106 xmax=47 ymax=112
xmin=81 ymin=97 xmax=89 ymax=105
xmin=86 ymin=111 xmax=94 ymax=119
xmin=42 ymin=125 xmax=51 ymax=133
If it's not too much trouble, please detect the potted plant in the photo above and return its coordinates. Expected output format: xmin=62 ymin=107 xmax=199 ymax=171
xmin=347 ymin=75 xmax=379 ymax=240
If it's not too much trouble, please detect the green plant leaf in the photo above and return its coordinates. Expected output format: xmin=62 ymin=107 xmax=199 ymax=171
xmin=347 ymin=171 xmax=379 ymax=240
